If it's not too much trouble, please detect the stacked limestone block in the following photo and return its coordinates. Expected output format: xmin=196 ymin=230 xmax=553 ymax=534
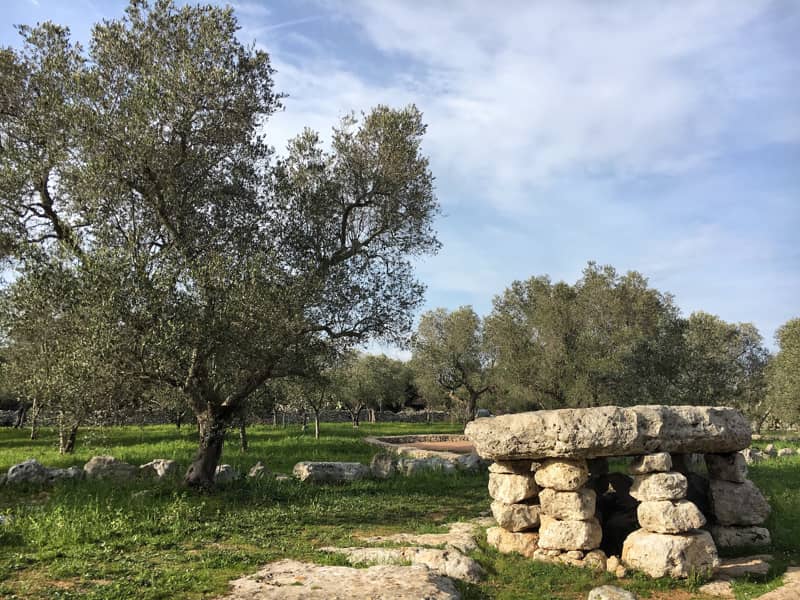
xmin=705 ymin=452 xmax=771 ymax=548
xmin=622 ymin=452 xmax=719 ymax=578
xmin=532 ymin=458 xmax=606 ymax=569
xmin=485 ymin=460 xmax=541 ymax=558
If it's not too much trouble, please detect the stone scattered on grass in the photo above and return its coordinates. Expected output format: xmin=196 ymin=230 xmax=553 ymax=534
xmin=587 ymin=585 xmax=638 ymax=600
xmin=716 ymin=554 xmax=773 ymax=580
xmin=358 ymin=521 xmax=480 ymax=554
xmin=83 ymin=456 xmax=138 ymax=480
xmin=214 ymin=464 xmax=238 ymax=483
xmin=217 ymin=559 xmax=460 ymax=600
xmin=319 ymin=545 xmax=485 ymax=583
xmin=486 ymin=526 xmax=539 ymax=558
xmin=6 ymin=459 xmax=49 ymax=485
xmin=777 ymin=448 xmax=795 ymax=457
xmin=292 ymin=461 xmax=369 ymax=483
xmin=698 ymin=580 xmax=734 ymax=598
xmin=247 ymin=461 xmax=270 ymax=479
xmin=140 ymin=459 xmax=180 ymax=480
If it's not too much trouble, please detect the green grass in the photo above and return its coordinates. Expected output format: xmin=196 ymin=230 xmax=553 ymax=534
xmin=0 ymin=423 xmax=798 ymax=599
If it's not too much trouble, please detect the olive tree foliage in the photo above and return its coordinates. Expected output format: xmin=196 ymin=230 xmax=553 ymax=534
xmin=410 ymin=306 xmax=494 ymax=422
xmin=678 ymin=312 xmax=770 ymax=425
xmin=765 ymin=318 xmax=800 ymax=427
xmin=0 ymin=1 xmax=439 ymax=485
xmin=484 ymin=263 xmax=686 ymax=411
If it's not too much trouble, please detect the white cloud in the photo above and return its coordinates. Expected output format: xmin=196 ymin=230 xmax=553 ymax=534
xmin=255 ymin=0 xmax=798 ymax=212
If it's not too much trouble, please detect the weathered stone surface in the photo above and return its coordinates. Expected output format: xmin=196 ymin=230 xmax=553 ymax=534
xmin=777 ymin=448 xmax=795 ymax=457
xmin=606 ymin=555 xmax=621 ymax=574
xmin=629 ymin=472 xmax=687 ymax=501
xmin=699 ymin=581 xmax=734 ymax=598
xmin=359 ymin=522 xmax=479 ymax=554
xmin=454 ymin=453 xmax=482 ymax=472
xmin=47 ymin=466 xmax=84 ymax=482
xmin=215 ymin=464 xmax=238 ymax=483
xmin=584 ymin=549 xmax=608 ymax=570
xmin=763 ymin=443 xmax=777 ymax=456
xmin=538 ymin=515 xmax=602 ymax=551
xmin=741 ymin=448 xmax=763 ymax=465
xmin=539 ymin=488 xmax=596 ymax=520
xmin=488 ymin=472 xmax=539 ymax=503
xmin=490 ymin=500 xmax=541 ymax=531
xmin=465 ymin=405 xmax=751 ymax=460
xmin=293 ymin=461 xmax=370 ymax=483
xmin=629 ymin=452 xmax=672 ymax=474
xmin=755 ymin=566 xmax=800 ymax=600
xmin=587 ymin=585 xmax=638 ymax=600
xmin=218 ymin=559 xmax=460 ymax=599
xmin=486 ymin=526 xmax=539 ymax=558
xmin=370 ymin=454 xmax=396 ymax=479
xmin=488 ymin=460 xmax=535 ymax=474
xmin=6 ymin=459 xmax=49 ymax=484
xmin=247 ymin=461 xmax=270 ymax=479
xmin=621 ymin=529 xmax=719 ymax=579
xmin=534 ymin=458 xmax=589 ymax=491
xmin=711 ymin=525 xmax=771 ymax=548
xmin=140 ymin=459 xmax=180 ymax=480
xmin=320 ymin=546 xmax=485 ymax=583
xmin=716 ymin=555 xmax=773 ymax=580
xmin=84 ymin=456 xmax=138 ymax=480
xmin=636 ymin=500 xmax=706 ymax=534
xmin=705 ymin=452 xmax=748 ymax=483
xmin=397 ymin=457 xmax=457 ymax=476
xmin=709 ymin=479 xmax=771 ymax=526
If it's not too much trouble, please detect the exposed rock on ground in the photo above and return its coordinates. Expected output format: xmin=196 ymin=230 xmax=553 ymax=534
xmin=587 ymin=585 xmax=638 ymax=600
xmin=140 ymin=459 xmax=180 ymax=480
xmin=320 ymin=545 xmax=484 ymax=583
xmin=486 ymin=526 xmax=539 ymax=558
xmin=292 ymin=462 xmax=370 ymax=483
xmin=621 ymin=529 xmax=719 ymax=578
xmin=216 ymin=559 xmax=460 ymax=599
xmin=84 ymin=456 xmax=138 ymax=480
xmin=357 ymin=521 xmax=480 ymax=554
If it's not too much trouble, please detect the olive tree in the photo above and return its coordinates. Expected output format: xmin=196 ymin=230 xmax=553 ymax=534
xmin=0 ymin=1 xmax=439 ymax=485
xmin=765 ymin=318 xmax=800 ymax=427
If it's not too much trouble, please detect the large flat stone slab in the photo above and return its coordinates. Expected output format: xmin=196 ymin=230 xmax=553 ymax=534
xmin=465 ymin=405 xmax=750 ymax=460
xmin=218 ymin=559 xmax=460 ymax=599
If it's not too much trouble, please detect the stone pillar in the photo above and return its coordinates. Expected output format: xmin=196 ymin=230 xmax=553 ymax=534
xmin=532 ymin=458 xmax=605 ymax=569
xmin=705 ymin=452 xmax=771 ymax=548
xmin=485 ymin=460 xmax=541 ymax=557
xmin=622 ymin=452 xmax=719 ymax=579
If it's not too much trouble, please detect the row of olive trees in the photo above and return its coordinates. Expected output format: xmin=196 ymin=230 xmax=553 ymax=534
xmin=0 ymin=1 xmax=440 ymax=486
xmin=410 ymin=263 xmax=798 ymax=429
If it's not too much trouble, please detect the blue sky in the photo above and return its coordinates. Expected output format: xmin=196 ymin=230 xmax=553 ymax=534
xmin=3 ymin=0 xmax=799 ymax=354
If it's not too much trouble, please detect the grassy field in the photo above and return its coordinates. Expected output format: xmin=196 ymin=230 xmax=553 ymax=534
xmin=0 ymin=423 xmax=798 ymax=600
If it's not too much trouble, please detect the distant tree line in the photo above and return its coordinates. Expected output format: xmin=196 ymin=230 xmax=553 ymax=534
xmin=410 ymin=262 xmax=798 ymax=430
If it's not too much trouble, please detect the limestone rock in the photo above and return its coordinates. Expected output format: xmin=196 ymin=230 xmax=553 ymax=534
xmin=778 ymin=448 xmax=795 ymax=457
xmin=214 ymin=464 xmax=238 ymax=483
xmin=636 ymin=500 xmax=706 ymax=534
xmin=606 ymin=555 xmax=621 ymax=574
xmin=454 ymin=453 xmax=482 ymax=472
xmin=247 ymin=461 xmax=270 ymax=479
xmin=621 ymin=529 xmax=719 ymax=579
xmin=488 ymin=472 xmax=539 ymax=503
xmin=398 ymin=457 xmax=456 ymax=476
xmin=539 ymin=488 xmax=596 ymax=520
xmin=293 ymin=461 xmax=370 ymax=483
xmin=319 ymin=546 xmax=485 ymax=583
xmin=584 ymin=549 xmax=608 ymax=570
xmin=587 ymin=585 xmax=638 ymax=600
xmin=711 ymin=525 xmax=771 ymax=548
xmin=465 ymin=405 xmax=751 ymax=460
xmin=490 ymin=500 xmax=541 ymax=531
xmin=741 ymin=448 xmax=763 ymax=465
xmin=218 ymin=559 xmax=460 ymax=599
xmin=359 ymin=522 xmax=479 ymax=554
xmin=538 ymin=515 xmax=602 ymax=551
xmin=763 ymin=443 xmax=777 ymax=457
xmin=534 ymin=458 xmax=589 ymax=491
xmin=6 ymin=459 xmax=49 ymax=485
xmin=488 ymin=460 xmax=535 ymax=474
xmin=716 ymin=554 xmax=773 ymax=580
xmin=47 ymin=466 xmax=84 ymax=482
xmin=140 ymin=459 xmax=180 ymax=480
xmin=629 ymin=452 xmax=672 ymax=474
xmin=698 ymin=581 xmax=734 ymax=598
xmin=486 ymin=526 xmax=539 ymax=558
xmin=370 ymin=454 xmax=397 ymax=479
xmin=709 ymin=479 xmax=770 ymax=526
xmin=84 ymin=456 xmax=138 ymax=480
xmin=705 ymin=453 xmax=748 ymax=483
xmin=629 ymin=472 xmax=687 ymax=501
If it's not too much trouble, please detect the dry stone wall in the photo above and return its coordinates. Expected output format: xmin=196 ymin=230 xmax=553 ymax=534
xmin=466 ymin=405 xmax=770 ymax=579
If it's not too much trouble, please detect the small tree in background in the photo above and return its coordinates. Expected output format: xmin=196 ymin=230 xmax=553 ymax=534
xmin=766 ymin=318 xmax=800 ymax=427
xmin=411 ymin=306 xmax=494 ymax=423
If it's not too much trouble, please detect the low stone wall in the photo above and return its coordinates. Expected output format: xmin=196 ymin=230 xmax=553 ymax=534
xmin=466 ymin=405 xmax=771 ymax=579
xmin=364 ymin=434 xmax=472 ymax=460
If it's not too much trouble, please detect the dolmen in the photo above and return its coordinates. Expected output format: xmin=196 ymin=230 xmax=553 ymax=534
xmin=465 ymin=405 xmax=770 ymax=579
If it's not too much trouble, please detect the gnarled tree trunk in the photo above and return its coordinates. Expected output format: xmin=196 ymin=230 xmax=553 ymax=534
xmin=58 ymin=412 xmax=79 ymax=454
xmin=185 ymin=405 xmax=234 ymax=488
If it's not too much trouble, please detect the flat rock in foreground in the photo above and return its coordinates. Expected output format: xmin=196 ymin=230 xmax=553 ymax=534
xmin=218 ymin=559 xmax=460 ymax=599
xmin=465 ymin=405 xmax=750 ymax=460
